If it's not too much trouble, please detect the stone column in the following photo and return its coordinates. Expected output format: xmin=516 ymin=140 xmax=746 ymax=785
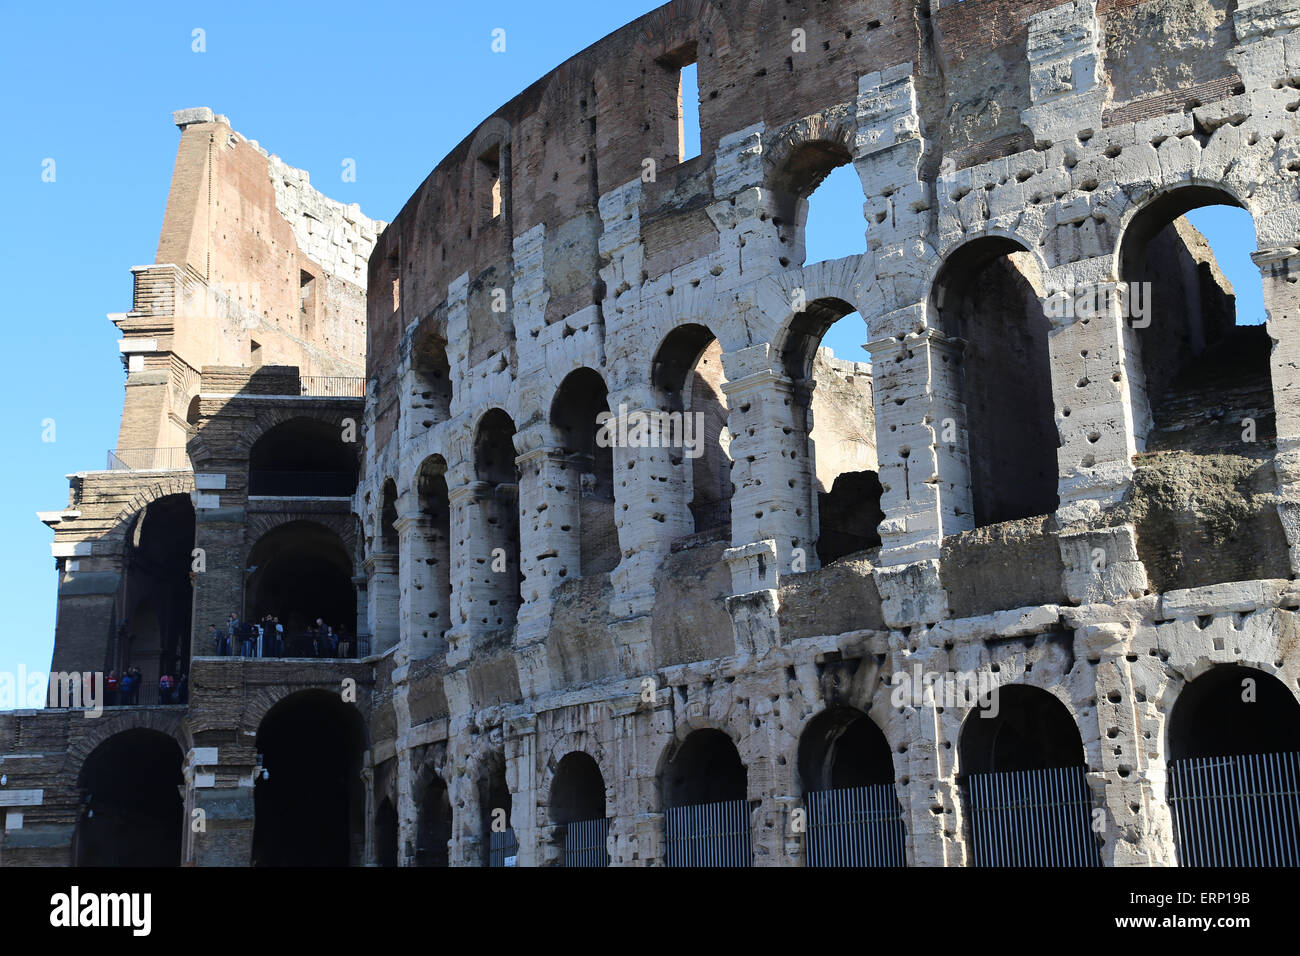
xmin=505 ymin=716 xmax=537 ymax=867
xmin=190 ymin=512 xmax=246 ymax=661
xmin=186 ymin=743 xmax=257 ymax=867
xmin=1078 ymin=623 xmax=1176 ymax=865
xmin=513 ymin=441 xmax=576 ymax=698
xmin=721 ymin=346 xmax=819 ymax=573
xmin=1257 ymin=247 xmax=1300 ymax=572
xmin=364 ymin=552 xmax=399 ymax=654
xmin=395 ymin=511 xmax=443 ymax=661
xmin=607 ymin=387 xmax=694 ymax=675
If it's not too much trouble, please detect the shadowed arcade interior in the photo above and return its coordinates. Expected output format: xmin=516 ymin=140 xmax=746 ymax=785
xmin=253 ymin=690 xmax=366 ymax=866
xmin=245 ymin=521 xmax=356 ymax=638
xmin=75 ymin=729 xmax=183 ymax=866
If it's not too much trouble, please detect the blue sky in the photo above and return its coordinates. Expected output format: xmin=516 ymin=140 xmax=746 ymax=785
xmin=0 ymin=1 xmax=1263 ymax=690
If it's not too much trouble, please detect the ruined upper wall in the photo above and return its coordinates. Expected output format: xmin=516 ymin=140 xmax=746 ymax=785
xmin=154 ymin=108 xmax=383 ymax=379
xmin=365 ymin=0 xmax=1250 ymax=460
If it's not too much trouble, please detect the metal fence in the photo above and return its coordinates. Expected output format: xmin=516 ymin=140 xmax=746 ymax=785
xmin=300 ymin=376 xmax=365 ymax=397
xmin=1169 ymin=750 xmax=1300 ymax=867
xmin=489 ymin=827 xmax=519 ymax=867
xmin=665 ymin=799 xmax=752 ymax=867
xmin=107 ymin=447 xmax=191 ymax=471
xmin=562 ymin=818 xmax=610 ymax=867
xmin=806 ymin=784 xmax=907 ymax=867
xmin=967 ymin=765 xmax=1100 ymax=866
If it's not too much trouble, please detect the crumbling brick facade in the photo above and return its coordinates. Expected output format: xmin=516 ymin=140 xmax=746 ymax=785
xmin=8 ymin=0 xmax=1300 ymax=868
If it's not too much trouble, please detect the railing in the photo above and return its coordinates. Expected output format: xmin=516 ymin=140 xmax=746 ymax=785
xmin=103 ymin=682 xmax=188 ymax=707
xmin=215 ymin=630 xmax=370 ymax=660
xmin=1169 ymin=751 xmax=1300 ymax=866
xmin=562 ymin=818 xmax=610 ymax=868
xmin=489 ymin=827 xmax=519 ymax=867
xmin=247 ymin=470 xmax=358 ymax=497
xmin=107 ymin=447 xmax=191 ymax=471
xmin=300 ymin=376 xmax=365 ymax=397
xmin=967 ymin=765 xmax=1100 ymax=867
xmin=806 ymin=784 xmax=907 ymax=867
xmin=665 ymin=799 xmax=752 ymax=867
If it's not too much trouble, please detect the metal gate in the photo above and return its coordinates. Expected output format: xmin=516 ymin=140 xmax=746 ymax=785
xmin=665 ymin=799 xmax=751 ymax=867
xmin=806 ymin=784 xmax=907 ymax=866
xmin=562 ymin=817 xmax=610 ymax=867
xmin=489 ymin=827 xmax=519 ymax=867
xmin=1169 ymin=751 xmax=1300 ymax=866
xmin=967 ymin=765 xmax=1100 ymax=866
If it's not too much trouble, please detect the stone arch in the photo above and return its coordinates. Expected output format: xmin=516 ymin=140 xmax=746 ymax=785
xmin=100 ymin=473 xmax=196 ymax=552
xmin=929 ymin=233 xmax=1060 ymax=528
xmin=64 ymin=710 xmax=189 ymax=780
xmin=73 ymin=727 xmax=185 ymax=866
xmin=536 ymin=734 xmax=615 ymax=814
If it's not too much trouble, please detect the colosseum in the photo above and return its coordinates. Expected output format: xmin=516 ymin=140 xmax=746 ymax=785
xmin=4 ymin=0 xmax=1300 ymax=869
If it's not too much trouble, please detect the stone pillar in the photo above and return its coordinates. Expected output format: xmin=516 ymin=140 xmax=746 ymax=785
xmin=513 ymin=442 xmax=576 ymax=697
xmin=505 ymin=716 xmax=537 ymax=867
xmin=1078 ymin=623 xmax=1177 ymax=865
xmin=191 ymin=512 xmax=246 ymax=660
xmin=721 ymin=346 xmax=819 ymax=573
xmin=1256 ymin=247 xmax=1300 ymax=572
xmin=352 ymin=573 xmax=369 ymax=653
xmin=607 ymin=389 xmax=693 ymax=674
xmin=395 ymin=511 xmax=443 ymax=661
xmin=49 ymin=555 xmax=121 ymax=676
xmin=364 ymin=552 xmax=399 ymax=655
xmin=186 ymin=743 xmax=257 ymax=867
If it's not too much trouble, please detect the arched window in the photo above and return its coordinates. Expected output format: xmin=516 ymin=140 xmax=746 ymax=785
xmin=550 ymin=752 xmax=609 ymax=867
xmin=551 ymin=368 xmax=618 ymax=576
xmin=651 ymin=325 xmax=732 ymax=537
xmin=781 ymin=299 xmax=882 ymax=565
xmin=246 ymin=521 xmax=356 ymax=657
xmin=1120 ymin=189 xmax=1273 ymax=456
xmin=662 ymin=729 xmax=750 ymax=866
xmin=415 ymin=776 xmax=452 ymax=867
xmin=481 ymin=751 xmax=515 ymax=867
xmin=75 ymin=730 xmax=183 ymax=866
xmin=409 ymin=331 xmax=452 ymax=435
xmin=415 ymin=456 xmax=452 ymax=652
xmin=473 ymin=410 xmax=522 ymax=628
xmin=958 ymin=685 xmax=1098 ymax=866
xmin=248 ymin=418 xmax=358 ymax=497
xmin=798 ymin=707 xmax=904 ymax=866
xmin=121 ymin=494 xmax=194 ymax=684
xmin=253 ymin=690 xmax=367 ymax=866
xmin=932 ymin=239 xmax=1059 ymax=528
xmin=1166 ymin=664 xmax=1300 ymax=866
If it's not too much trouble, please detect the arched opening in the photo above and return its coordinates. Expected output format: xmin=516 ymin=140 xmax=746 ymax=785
xmin=1120 ymin=189 xmax=1273 ymax=456
xmin=781 ymin=299 xmax=882 ymax=566
xmin=74 ymin=729 xmax=183 ymax=866
xmin=551 ymin=368 xmax=618 ymax=576
xmin=651 ymin=325 xmax=732 ymax=537
xmin=374 ymin=798 xmax=398 ymax=867
xmin=661 ymin=729 xmax=750 ymax=866
xmin=253 ymin=689 xmax=367 ymax=866
xmin=415 ymin=457 xmax=452 ymax=653
xmin=410 ymin=331 xmax=452 ymax=433
xmin=120 ymin=494 xmax=194 ymax=694
xmin=248 ymin=417 xmax=358 ymax=498
xmin=473 ymin=410 xmax=522 ymax=629
xmin=797 ymin=707 xmax=904 ymax=866
xmin=185 ymin=395 xmax=201 ymax=428
xmin=415 ymin=775 xmax=452 ymax=867
xmin=550 ymin=751 xmax=608 ymax=867
xmin=771 ymin=139 xmax=856 ymax=270
xmin=1167 ymin=665 xmax=1300 ymax=866
xmin=480 ymin=751 xmax=516 ymax=867
xmin=932 ymin=239 xmax=1059 ymax=528
xmin=245 ymin=521 xmax=356 ymax=657
xmin=958 ymin=684 xmax=1098 ymax=866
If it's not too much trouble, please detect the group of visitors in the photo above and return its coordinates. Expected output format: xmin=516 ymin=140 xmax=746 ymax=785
xmin=209 ymin=613 xmax=353 ymax=658
xmin=103 ymin=667 xmax=188 ymax=705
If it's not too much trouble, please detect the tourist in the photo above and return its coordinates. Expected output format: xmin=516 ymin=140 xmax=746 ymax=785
xmin=105 ymin=670 xmax=119 ymax=706
xmin=159 ymin=673 xmax=174 ymax=705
